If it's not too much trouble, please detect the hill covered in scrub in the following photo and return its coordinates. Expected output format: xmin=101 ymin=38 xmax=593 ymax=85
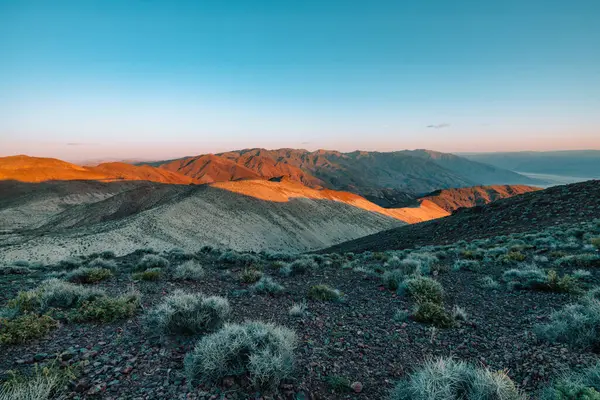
xmin=1 ymin=215 xmax=600 ymax=399
xmin=323 ymin=180 xmax=600 ymax=254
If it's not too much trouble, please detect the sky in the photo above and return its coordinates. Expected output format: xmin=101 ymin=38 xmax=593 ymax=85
xmin=1 ymin=0 xmax=599 ymax=161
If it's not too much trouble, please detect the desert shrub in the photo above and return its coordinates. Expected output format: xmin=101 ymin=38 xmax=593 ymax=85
xmin=251 ymin=276 xmax=284 ymax=295
xmin=0 ymin=362 xmax=77 ymax=400
xmin=280 ymin=259 xmax=316 ymax=276
xmin=145 ymin=290 xmax=230 ymax=336
xmin=383 ymin=269 xmax=405 ymax=290
xmin=546 ymin=270 xmax=579 ymax=293
xmin=389 ymin=357 xmax=524 ymax=400
xmin=540 ymin=362 xmax=600 ymax=400
xmin=587 ymin=288 xmax=600 ymax=301
xmin=240 ymin=268 xmax=263 ymax=284
xmin=592 ymin=238 xmax=600 ymax=250
xmin=289 ymin=302 xmax=307 ymax=317
xmin=555 ymin=254 xmax=600 ymax=268
xmin=135 ymin=254 xmax=169 ymax=271
xmin=453 ymin=260 xmax=482 ymax=272
xmin=393 ymin=310 xmax=409 ymax=323
xmin=502 ymin=251 xmax=527 ymax=263
xmin=65 ymin=267 xmax=112 ymax=284
xmin=218 ymin=251 xmax=259 ymax=266
xmin=0 ymin=314 xmax=58 ymax=344
xmin=10 ymin=279 xmax=104 ymax=312
xmin=452 ymin=305 xmax=468 ymax=322
xmin=503 ymin=267 xmax=548 ymax=290
xmin=70 ymin=292 xmax=141 ymax=323
xmin=0 ymin=265 xmax=32 ymax=275
xmin=132 ymin=268 xmax=162 ymax=281
xmin=184 ymin=321 xmax=297 ymax=388
xmin=167 ymin=248 xmax=196 ymax=262
xmin=401 ymin=277 xmax=444 ymax=304
xmin=308 ymin=284 xmax=343 ymax=301
xmin=487 ymin=247 xmax=509 ymax=257
xmin=412 ymin=302 xmax=454 ymax=328
xmin=481 ymin=276 xmax=501 ymax=290
xmin=87 ymin=257 xmax=117 ymax=270
xmin=56 ymin=257 xmax=82 ymax=270
xmin=535 ymin=298 xmax=600 ymax=349
xmin=461 ymin=249 xmax=485 ymax=260
xmin=567 ymin=228 xmax=586 ymax=239
xmin=172 ymin=260 xmax=205 ymax=281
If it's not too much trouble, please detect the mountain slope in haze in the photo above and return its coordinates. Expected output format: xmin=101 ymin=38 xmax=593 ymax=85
xmin=0 ymin=155 xmax=194 ymax=184
xmin=0 ymin=180 xmax=407 ymax=262
xmin=155 ymin=148 xmax=539 ymax=202
xmin=403 ymin=149 xmax=544 ymax=186
xmin=461 ymin=150 xmax=600 ymax=178
xmin=322 ymin=180 xmax=600 ymax=254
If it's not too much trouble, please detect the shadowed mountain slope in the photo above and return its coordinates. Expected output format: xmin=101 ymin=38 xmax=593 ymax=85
xmin=322 ymin=180 xmax=600 ymax=253
xmin=0 ymin=179 xmax=407 ymax=262
xmin=0 ymin=155 xmax=194 ymax=184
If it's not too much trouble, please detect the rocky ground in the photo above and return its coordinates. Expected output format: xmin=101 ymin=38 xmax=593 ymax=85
xmin=2 ymin=221 xmax=600 ymax=399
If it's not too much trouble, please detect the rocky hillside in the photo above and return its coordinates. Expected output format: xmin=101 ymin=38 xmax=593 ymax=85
xmin=323 ymin=179 xmax=600 ymax=253
xmin=0 ymin=155 xmax=194 ymax=184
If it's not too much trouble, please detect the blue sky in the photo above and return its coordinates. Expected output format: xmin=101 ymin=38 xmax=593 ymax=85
xmin=1 ymin=0 xmax=599 ymax=160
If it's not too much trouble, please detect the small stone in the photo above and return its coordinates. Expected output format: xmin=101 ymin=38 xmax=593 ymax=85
xmin=351 ymin=381 xmax=363 ymax=393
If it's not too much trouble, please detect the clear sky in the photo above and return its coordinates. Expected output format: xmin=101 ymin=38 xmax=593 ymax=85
xmin=1 ymin=0 xmax=599 ymax=161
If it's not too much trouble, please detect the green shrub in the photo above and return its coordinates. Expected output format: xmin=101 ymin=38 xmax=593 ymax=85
xmin=280 ymin=258 xmax=317 ymax=276
xmin=383 ymin=269 xmax=405 ymax=290
xmin=546 ymin=270 xmax=579 ymax=293
xmin=453 ymin=260 xmax=482 ymax=272
xmin=591 ymin=238 xmax=600 ymax=250
xmin=480 ymin=276 xmax=501 ymax=290
xmin=10 ymin=279 xmax=104 ymax=313
xmin=172 ymin=260 xmax=205 ymax=281
xmin=401 ymin=277 xmax=444 ymax=304
xmin=412 ymin=302 xmax=454 ymax=328
xmin=66 ymin=267 xmax=113 ymax=284
xmin=0 ymin=265 xmax=32 ymax=275
xmin=0 ymin=361 xmax=77 ymax=400
xmin=184 ymin=321 xmax=296 ymax=388
xmin=145 ymin=290 xmax=230 ymax=336
xmin=555 ymin=254 xmax=600 ymax=268
xmin=69 ymin=292 xmax=141 ymax=323
xmin=56 ymin=257 xmax=82 ymax=270
xmin=251 ymin=276 xmax=284 ymax=295
xmin=288 ymin=302 xmax=307 ymax=317
xmin=308 ymin=284 xmax=343 ymax=301
xmin=502 ymin=251 xmax=526 ymax=263
xmin=325 ymin=375 xmax=351 ymax=393
xmin=218 ymin=251 xmax=259 ymax=266
xmin=503 ymin=267 xmax=548 ymax=291
xmin=390 ymin=357 xmax=524 ymax=400
xmin=87 ymin=257 xmax=117 ymax=270
xmin=132 ymin=268 xmax=162 ymax=281
xmin=0 ymin=314 xmax=58 ymax=344
xmin=540 ymin=362 xmax=600 ymax=400
xmin=240 ymin=268 xmax=263 ymax=284
xmin=535 ymin=298 xmax=600 ymax=349
xmin=135 ymin=254 xmax=169 ymax=271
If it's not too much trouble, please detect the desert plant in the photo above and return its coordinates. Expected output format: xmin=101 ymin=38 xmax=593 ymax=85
xmin=393 ymin=309 xmax=409 ymax=323
xmin=452 ymin=305 xmax=468 ymax=322
xmin=382 ymin=269 xmax=405 ymax=290
xmin=412 ymin=301 xmax=454 ymax=328
xmin=453 ymin=260 xmax=482 ymax=272
xmin=145 ymin=290 xmax=230 ymax=336
xmin=308 ymin=284 xmax=343 ymax=301
xmin=65 ymin=267 xmax=113 ymax=284
xmin=389 ymin=357 xmax=524 ymax=400
xmin=481 ymin=276 xmax=501 ymax=290
xmin=56 ymin=257 xmax=82 ymax=270
xmin=502 ymin=251 xmax=527 ymax=263
xmin=87 ymin=257 xmax=117 ymax=270
xmin=218 ymin=251 xmax=259 ymax=266
xmin=0 ymin=362 xmax=77 ymax=400
xmin=555 ymin=254 xmax=600 ymax=268
xmin=280 ymin=258 xmax=317 ymax=276
xmin=0 ymin=314 xmax=58 ymax=344
xmin=69 ymin=292 xmax=141 ymax=323
xmin=540 ymin=362 xmax=600 ymax=400
xmin=289 ymin=302 xmax=307 ymax=317
xmin=10 ymin=279 xmax=104 ymax=313
xmin=592 ymin=238 xmax=600 ymax=250
xmin=135 ymin=254 xmax=169 ymax=271
xmin=0 ymin=265 xmax=32 ymax=275
xmin=503 ymin=267 xmax=547 ymax=291
xmin=535 ymin=298 xmax=600 ymax=349
xmin=240 ymin=268 xmax=263 ymax=284
xmin=401 ymin=277 xmax=444 ymax=304
xmin=184 ymin=321 xmax=297 ymax=388
xmin=325 ymin=375 xmax=352 ymax=393
xmin=132 ymin=268 xmax=162 ymax=281
xmin=251 ymin=276 xmax=284 ymax=295
xmin=172 ymin=260 xmax=205 ymax=281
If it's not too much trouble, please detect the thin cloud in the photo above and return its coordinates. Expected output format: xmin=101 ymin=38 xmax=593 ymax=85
xmin=426 ymin=123 xmax=451 ymax=129
xmin=66 ymin=142 xmax=97 ymax=146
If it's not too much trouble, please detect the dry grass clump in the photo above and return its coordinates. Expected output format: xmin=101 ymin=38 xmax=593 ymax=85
xmin=0 ymin=314 xmax=58 ymax=345
xmin=66 ymin=267 xmax=113 ymax=284
xmin=401 ymin=277 xmax=444 ymax=305
xmin=240 ymin=268 xmax=263 ymax=283
xmin=172 ymin=260 xmax=205 ymax=281
xmin=540 ymin=362 xmax=600 ymax=399
xmin=251 ymin=276 xmax=285 ymax=295
xmin=390 ymin=357 xmax=525 ymax=400
xmin=132 ymin=268 xmax=162 ymax=281
xmin=0 ymin=362 xmax=77 ymax=400
xmin=135 ymin=254 xmax=169 ymax=271
xmin=145 ymin=290 xmax=230 ymax=336
xmin=308 ymin=284 xmax=343 ymax=301
xmin=184 ymin=321 xmax=297 ymax=388
xmin=69 ymin=292 xmax=141 ymax=323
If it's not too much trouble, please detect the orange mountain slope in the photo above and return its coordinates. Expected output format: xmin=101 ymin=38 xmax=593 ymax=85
xmin=0 ymin=155 xmax=193 ymax=184
xmin=159 ymin=154 xmax=262 ymax=183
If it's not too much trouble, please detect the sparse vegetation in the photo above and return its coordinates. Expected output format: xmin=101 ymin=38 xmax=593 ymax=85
xmin=69 ymin=292 xmax=141 ymax=323
xmin=66 ymin=267 xmax=113 ymax=284
xmin=145 ymin=290 xmax=230 ymax=336
xmin=540 ymin=362 xmax=600 ymax=400
xmin=251 ymin=276 xmax=285 ymax=295
xmin=453 ymin=259 xmax=481 ymax=272
xmin=135 ymin=254 xmax=169 ymax=271
xmin=390 ymin=357 xmax=524 ymax=399
xmin=132 ymin=268 xmax=162 ymax=281
xmin=308 ymin=284 xmax=343 ymax=301
xmin=184 ymin=321 xmax=297 ymax=388
xmin=0 ymin=314 xmax=58 ymax=344
xmin=240 ymin=268 xmax=263 ymax=283
xmin=172 ymin=260 xmax=205 ymax=281
xmin=401 ymin=276 xmax=444 ymax=304
xmin=412 ymin=301 xmax=454 ymax=328
xmin=382 ymin=269 xmax=405 ymax=290
xmin=289 ymin=302 xmax=307 ymax=317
